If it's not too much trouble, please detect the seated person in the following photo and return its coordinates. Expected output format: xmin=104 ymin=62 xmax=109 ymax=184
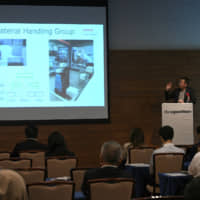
xmin=184 ymin=177 xmax=200 ymax=200
xmin=46 ymin=131 xmax=75 ymax=157
xmin=124 ymin=128 xmax=145 ymax=163
xmin=150 ymin=126 xmax=185 ymax=174
xmin=124 ymin=128 xmax=145 ymax=150
xmin=119 ymin=147 xmax=128 ymax=168
xmin=11 ymin=125 xmax=47 ymax=157
xmin=185 ymin=126 xmax=200 ymax=162
xmin=82 ymin=141 xmax=132 ymax=196
xmin=188 ymin=150 xmax=200 ymax=177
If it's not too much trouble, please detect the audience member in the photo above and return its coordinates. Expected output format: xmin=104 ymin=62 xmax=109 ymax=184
xmin=82 ymin=141 xmax=132 ymax=196
xmin=188 ymin=149 xmax=200 ymax=177
xmin=11 ymin=125 xmax=47 ymax=157
xmin=119 ymin=147 xmax=127 ymax=168
xmin=0 ymin=169 xmax=27 ymax=200
xmin=185 ymin=126 xmax=200 ymax=162
xmin=124 ymin=128 xmax=145 ymax=150
xmin=124 ymin=128 xmax=145 ymax=164
xmin=184 ymin=177 xmax=200 ymax=200
xmin=150 ymin=126 xmax=185 ymax=174
xmin=46 ymin=131 xmax=75 ymax=157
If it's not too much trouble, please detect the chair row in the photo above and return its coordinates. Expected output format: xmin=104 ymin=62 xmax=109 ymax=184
xmin=0 ymin=165 xmax=88 ymax=193
xmin=28 ymin=178 xmax=134 ymax=200
xmin=27 ymin=178 xmax=183 ymax=200
xmin=0 ymin=150 xmax=77 ymax=169
xmin=134 ymin=197 xmax=184 ymax=200
xmin=0 ymin=155 xmax=78 ymax=178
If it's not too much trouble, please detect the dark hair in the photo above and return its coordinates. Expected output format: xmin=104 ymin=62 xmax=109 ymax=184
xmin=159 ymin=126 xmax=174 ymax=141
xmin=47 ymin=131 xmax=74 ymax=157
xmin=197 ymin=126 xmax=200 ymax=134
xmin=101 ymin=141 xmax=122 ymax=165
xmin=184 ymin=177 xmax=200 ymax=200
xmin=130 ymin=128 xmax=144 ymax=147
xmin=119 ymin=147 xmax=127 ymax=168
xmin=25 ymin=125 xmax=38 ymax=139
xmin=179 ymin=77 xmax=190 ymax=85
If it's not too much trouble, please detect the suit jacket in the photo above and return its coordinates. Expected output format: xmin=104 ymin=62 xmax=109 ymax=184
xmin=11 ymin=139 xmax=47 ymax=157
xmin=81 ymin=166 xmax=132 ymax=196
xmin=184 ymin=142 xmax=200 ymax=162
xmin=165 ymin=87 xmax=196 ymax=103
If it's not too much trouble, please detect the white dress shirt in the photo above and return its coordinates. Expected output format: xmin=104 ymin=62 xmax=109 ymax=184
xmin=150 ymin=143 xmax=185 ymax=174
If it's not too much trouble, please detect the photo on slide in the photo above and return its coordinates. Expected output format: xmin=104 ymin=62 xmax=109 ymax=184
xmin=0 ymin=39 xmax=26 ymax=66
xmin=49 ymin=40 xmax=94 ymax=102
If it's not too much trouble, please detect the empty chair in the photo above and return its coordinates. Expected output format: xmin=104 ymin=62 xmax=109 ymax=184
xmin=128 ymin=147 xmax=154 ymax=164
xmin=46 ymin=156 xmax=77 ymax=178
xmin=71 ymin=168 xmax=90 ymax=192
xmin=0 ymin=151 xmax=10 ymax=159
xmin=0 ymin=158 xmax=32 ymax=169
xmin=16 ymin=168 xmax=45 ymax=184
xmin=147 ymin=153 xmax=184 ymax=194
xmin=89 ymin=178 xmax=134 ymax=200
xmin=20 ymin=150 xmax=45 ymax=169
xmin=28 ymin=181 xmax=74 ymax=200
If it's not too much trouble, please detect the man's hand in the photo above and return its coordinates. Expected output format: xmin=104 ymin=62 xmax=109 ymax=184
xmin=166 ymin=82 xmax=173 ymax=91
xmin=178 ymin=99 xmax=184 ymax=103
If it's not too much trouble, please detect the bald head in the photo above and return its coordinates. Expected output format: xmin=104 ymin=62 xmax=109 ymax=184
xmin=100 ymin=141 xmax=122 ymax=165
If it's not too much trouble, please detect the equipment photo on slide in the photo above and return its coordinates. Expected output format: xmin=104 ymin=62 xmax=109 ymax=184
xmin=0 ymin=39 xmax=26 ymax=66
xmin=49 ymin=40 xmax=94 ymax=102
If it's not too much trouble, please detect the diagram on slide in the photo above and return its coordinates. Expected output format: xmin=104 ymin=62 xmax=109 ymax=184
xmin=49 ymin=40 xmax=94 ymax=101
xmin=0 ymin=39 xmax=26 ymax=66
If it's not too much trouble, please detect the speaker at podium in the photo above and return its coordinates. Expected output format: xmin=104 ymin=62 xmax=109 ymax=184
xmin=162 ymin=103 xmax=194 ymax=145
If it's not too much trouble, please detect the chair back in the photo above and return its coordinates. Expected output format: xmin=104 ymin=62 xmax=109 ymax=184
xmin=20 ymin=151 xmax=45 ymax=169
xmin=0 ymin=158 xmax=32 ymax=169
xmin=0 ymin=152 xmax=10 ymax=159
xmin=46 ymin=156 xmax=77 ymax=178
xmin=28 ymin=181 xmax=74 ymax=200
xmin=71 ymin=168 xmax=89 ymax=192
xmin=89 ymin=178 xmax=134 ymax=200
xmin=154 ymin=153 xmax=184 ymax=185
xmin=128 ymin=147 xmax=154 ymax=164
xmin=16 ymin=168 xmax=45 ymax=184
xmin=134 ymin=196 xmax=184 ymax=200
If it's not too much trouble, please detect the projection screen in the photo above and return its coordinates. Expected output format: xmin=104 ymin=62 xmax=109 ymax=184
xmin=0 ymin=2 xmax=109 ymax=122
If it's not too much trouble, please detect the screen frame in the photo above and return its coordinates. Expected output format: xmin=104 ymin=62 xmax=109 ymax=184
xmin=0 ymin=0 xmax=110 ymax=125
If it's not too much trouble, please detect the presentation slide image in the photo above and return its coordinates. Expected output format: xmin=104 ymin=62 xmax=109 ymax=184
xmin=0 ymin=39 xmax=26 ymax=66
xmin=49 ymin=40 xmax=94 ymax=102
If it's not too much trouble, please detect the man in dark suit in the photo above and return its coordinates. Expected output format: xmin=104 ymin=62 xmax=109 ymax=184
xmin=81 ymin=141 xmax=132 ymax=196
xmin=10 ymin=125 xmax=47 ymax=157
xmin=165 ymin=77 xmax=196 ymax=103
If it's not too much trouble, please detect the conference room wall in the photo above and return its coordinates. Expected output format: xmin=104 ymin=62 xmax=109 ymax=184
xmin=0 ymin=50 xmax=199 ymax=168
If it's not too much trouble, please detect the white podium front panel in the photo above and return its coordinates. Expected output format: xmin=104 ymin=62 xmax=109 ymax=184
xmin=162 ymin=103 xmax=194 ymax=145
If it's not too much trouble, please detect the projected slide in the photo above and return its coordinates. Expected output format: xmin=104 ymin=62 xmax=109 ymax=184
xmin=0 ymin=23 xmax=104 ymax=108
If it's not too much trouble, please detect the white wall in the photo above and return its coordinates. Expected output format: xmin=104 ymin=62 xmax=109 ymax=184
xmin=109 ymin=0 xmax=200 ymax=49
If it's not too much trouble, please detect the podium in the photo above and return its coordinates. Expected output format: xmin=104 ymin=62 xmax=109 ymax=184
xmin=162 ymin=103 xmax=194 ymax=145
